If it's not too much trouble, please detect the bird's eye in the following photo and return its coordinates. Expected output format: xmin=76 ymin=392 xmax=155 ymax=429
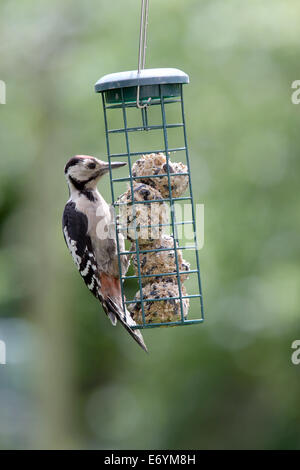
xmin=87 ymin=162 xmax=96 ymax=169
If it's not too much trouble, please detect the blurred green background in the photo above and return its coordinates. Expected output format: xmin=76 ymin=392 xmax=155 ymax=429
xmin=0 ymin=0 xmax=299 ymax=450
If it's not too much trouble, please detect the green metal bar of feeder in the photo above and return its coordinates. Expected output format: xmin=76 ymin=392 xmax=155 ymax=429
xmin=109 ymin=147 xmax=186 ymax=158
xmin=141 ymin=107 xmax=148 ymax=130
xmin=131 ymin=318 xmax=204 ymax=330
xmin=117 ymin=220 xmax=193 ymax=231
xmin=119 ymin=245 xmax=197 ymax=256
xmin=115 ymin=196 xmax=191 ymax=205
xmin=159 ymin=84 xmax=185 ymax=323
xmin=125 ymin=294 xmax=202 ymax=305
xmin=180 ymin=86 xmax=204 ymax=321
xmin=105 ymin=98 xmax=182 ymax=110
xmin=107 ymin=123 xmax=184 ymax=134
xmin=102 ymin=92 xmax=127 ymax=317
xmin=120 ymin=87 xmax=146 ymax=327
xmin=121 ymin=269 xmax=198 ymax=281
xmin=112 ymin=172 xmax=189 ymax=183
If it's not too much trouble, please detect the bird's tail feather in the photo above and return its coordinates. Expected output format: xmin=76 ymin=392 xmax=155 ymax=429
xmin=108 ymin=311 xmax=117 ymax=326
xmin=103 ymin=296 xmax=148 ymax=353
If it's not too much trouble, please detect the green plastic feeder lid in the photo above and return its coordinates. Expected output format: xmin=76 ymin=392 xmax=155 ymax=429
xmin=94 ymin=68 xmax=189 ymax=93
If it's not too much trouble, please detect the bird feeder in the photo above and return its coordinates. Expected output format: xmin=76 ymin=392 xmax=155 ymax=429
xmin=94 ymin=0 xmax=204 ymax=329
xmin=94 ymin=68 xmax=204 ymax=329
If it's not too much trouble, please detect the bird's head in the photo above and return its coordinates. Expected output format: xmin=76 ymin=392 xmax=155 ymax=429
xmin=64 ymin=155 xmax=126 ymax=191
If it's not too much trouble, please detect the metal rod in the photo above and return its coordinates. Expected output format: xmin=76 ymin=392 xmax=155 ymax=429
xmin=119 ymin=245 xmax=197 ymax=256
xmin=137 ymin=0 xmax=151 ymax=109
xmin=121 ymin=269 xmax=198 ymax=281
xmin=131 ymin=318 xmax=204 ymax=330
xmin=138 ymin=0 xmax=146 ymax=73
xmin=180 ymin=85 xmax=204 ymax=321
xmin=112 ymin=172 xmax=189 ymax=183
xmin=159 ymin=84 xmax=185 ymax=322
xmin=107 ymin=123 xmax=184 ymax=134
xmin=120 ymin=88 xmax=146 ymax=326
xmin=125 ymin=294 xmax=202 ymax=305
xmin=109 ymin=147 xmax=186 ymax=158
xmin=117 ymin=221 xmax=194 ymax=231
xmin=142 ymin=0 xmax=149 ymax=69
xmin=136 ymin=86 xmax=151 ymax=110
xmin=102 ymin=93 xmax=127 ymax=316
xmin=115 ymin=196 xmax=192 ymax=206
xmin=105 ymin=98 xmax=181 ymax=109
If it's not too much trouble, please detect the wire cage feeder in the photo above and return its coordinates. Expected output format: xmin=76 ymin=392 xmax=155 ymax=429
xmin=94 ymin=68 xmax=204 ymax=330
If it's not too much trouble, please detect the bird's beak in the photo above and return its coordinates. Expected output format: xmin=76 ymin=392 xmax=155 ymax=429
xmin=109 ymin=161 xmax=127 ymax=169
xmin=101 ymin=161 xmax=127 ymax=174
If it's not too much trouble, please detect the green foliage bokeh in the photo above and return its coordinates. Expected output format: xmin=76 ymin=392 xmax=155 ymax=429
xmin=0 ymin=0 xmax=299 ymax=450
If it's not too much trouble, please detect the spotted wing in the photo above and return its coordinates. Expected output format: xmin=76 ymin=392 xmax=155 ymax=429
xmin=62 ymin=201 xmax=100 ymax=299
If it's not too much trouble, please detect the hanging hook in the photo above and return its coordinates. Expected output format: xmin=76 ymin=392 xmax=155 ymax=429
xmin=136 ymin=86 xmax=151 ymax=109
xmin=137 ymin=0 xmax=151 ymax=109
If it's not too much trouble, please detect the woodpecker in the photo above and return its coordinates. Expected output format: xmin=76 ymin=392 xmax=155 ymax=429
xmin=62 ymin=155 xmax=147 ymax=352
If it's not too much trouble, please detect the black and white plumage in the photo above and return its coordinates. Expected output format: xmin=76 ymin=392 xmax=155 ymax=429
xmin=63 ymin=201 xmax=100 ymax=298
xmin=62 ymin=155 xmax=147 ymax=352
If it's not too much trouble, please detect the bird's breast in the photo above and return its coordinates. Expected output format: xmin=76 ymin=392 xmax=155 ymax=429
xmin=75 ymin=192 xmax=127 ymax=277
